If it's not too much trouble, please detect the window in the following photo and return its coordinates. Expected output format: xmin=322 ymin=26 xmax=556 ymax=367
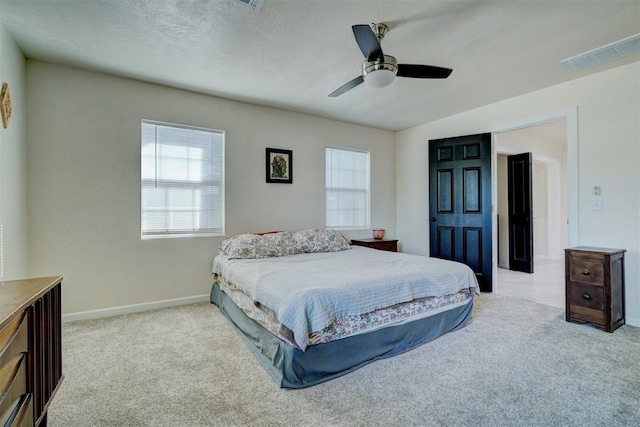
xmin=325 ymin=147 xmax=370 ymax=229
xmin=141 ymin=120 xmax=224 ymax=239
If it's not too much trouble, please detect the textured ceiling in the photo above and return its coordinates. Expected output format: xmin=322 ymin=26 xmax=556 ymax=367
xmin=0 ymin=0 xmax=638 ymax=131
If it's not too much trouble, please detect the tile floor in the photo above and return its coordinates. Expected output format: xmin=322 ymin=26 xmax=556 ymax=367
xmin=495 ymin=259 xmax=565 ymax=309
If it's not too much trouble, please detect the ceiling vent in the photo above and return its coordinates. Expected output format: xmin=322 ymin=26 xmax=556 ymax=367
xmin=561 ymin=33 xmax=640 ymax=71
xmin=233 ymin=0 xmax=266 ymax=10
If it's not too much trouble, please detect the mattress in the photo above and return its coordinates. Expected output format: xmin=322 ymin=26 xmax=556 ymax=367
xmin=211 ymin=282 xmax=474 ymax=389
xmin=210 ymin=242 xmax=478 ymax=388
xmin=212 ymin=246 xmax=479 ymax=350
xmin=215 ymin=273 xmax=472 ymax=348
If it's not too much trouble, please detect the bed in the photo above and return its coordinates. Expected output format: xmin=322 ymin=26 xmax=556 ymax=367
xmin=210 ymin=229 xmax=479 ymax=389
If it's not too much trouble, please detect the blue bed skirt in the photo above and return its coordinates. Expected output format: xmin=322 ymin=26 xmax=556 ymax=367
xmin=210 ymin=282 xmax=473 ymax=389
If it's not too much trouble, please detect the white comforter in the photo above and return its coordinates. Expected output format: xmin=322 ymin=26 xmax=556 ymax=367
xmin=212 ymin=246 xmax=479 ymax=350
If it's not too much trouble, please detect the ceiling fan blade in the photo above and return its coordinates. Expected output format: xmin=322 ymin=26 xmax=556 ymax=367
xmin=328 ymin=75 xmax=364 ymax=97
xmin=397 ymin=64 xmax=453 ymax=79
xmin=352 ymin=25 xmax=383 ymax=61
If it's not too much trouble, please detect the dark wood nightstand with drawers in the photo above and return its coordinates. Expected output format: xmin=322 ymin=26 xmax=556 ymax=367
xmin=565 ymin=247 xmax=625 ymax=332
xmin=350 ymin=238 xmax=398 ymax=252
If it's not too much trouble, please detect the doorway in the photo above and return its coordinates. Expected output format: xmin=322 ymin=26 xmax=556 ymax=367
xmin=494 ymin=119 xmax=569 ymax=308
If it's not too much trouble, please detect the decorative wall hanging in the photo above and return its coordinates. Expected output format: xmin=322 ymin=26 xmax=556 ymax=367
xmin=0 ymin=82 xmax=11 ymax=129
xmin=266 ymin=148 xmax=293 ymax=184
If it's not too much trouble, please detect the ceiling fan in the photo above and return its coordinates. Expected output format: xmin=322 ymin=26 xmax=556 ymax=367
xmin=328 ymin=23 xmax=453 ymax=97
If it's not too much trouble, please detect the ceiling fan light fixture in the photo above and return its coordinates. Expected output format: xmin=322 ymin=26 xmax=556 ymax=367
xmin=364 ymin=69 xmax=396 ymax=88
xmin=363 ymin=55 xmax=398 ymax=88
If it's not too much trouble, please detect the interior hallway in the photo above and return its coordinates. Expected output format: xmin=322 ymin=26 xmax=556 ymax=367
xmin=496 ymin=259 xmax=565 ymax=309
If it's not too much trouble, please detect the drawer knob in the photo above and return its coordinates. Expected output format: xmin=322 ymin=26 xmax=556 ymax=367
xmin=582 ymin=293 xmax=592 ymax=301
xmin=581 ymin=270 xmax=590 ymax=276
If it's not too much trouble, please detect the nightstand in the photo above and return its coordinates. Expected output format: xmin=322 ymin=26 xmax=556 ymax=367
xmin=565 ymin=246 xmax=625 ymax=332
xmin=350 ymin=238 xmax=398 ymax=252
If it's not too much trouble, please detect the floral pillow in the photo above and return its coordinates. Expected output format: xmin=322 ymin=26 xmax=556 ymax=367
xmin=219 ymin=232 xmax=298 ymax=259
xmin=292 ymin=228 xmax=351 ymax=253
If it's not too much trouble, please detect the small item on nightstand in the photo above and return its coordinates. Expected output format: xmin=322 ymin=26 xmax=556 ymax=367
xmin=373 ymin=228 xmax=386 ymax=239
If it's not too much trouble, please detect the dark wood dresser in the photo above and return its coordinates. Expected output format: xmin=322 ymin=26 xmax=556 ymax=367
xmin=350 ymin=238 xmax=398 ymax=252
xmin=565 ymin=247 xmax=625 ymax=332
xmin=0 ymin=276 xmax=64 ymax=426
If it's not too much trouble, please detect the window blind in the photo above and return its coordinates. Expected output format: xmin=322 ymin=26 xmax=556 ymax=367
xmin=325 ymin=147 xmax=370 ymax=229
xmin=141 ymin=120 xmax=224 ymax=238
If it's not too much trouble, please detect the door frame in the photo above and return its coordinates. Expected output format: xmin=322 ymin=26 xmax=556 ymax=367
xmin=490 ymin=107 xmax=578 ymax=293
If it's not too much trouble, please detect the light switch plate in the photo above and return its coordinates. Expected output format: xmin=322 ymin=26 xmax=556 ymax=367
xmin=591 ymin=197 xmax=603 ymax=211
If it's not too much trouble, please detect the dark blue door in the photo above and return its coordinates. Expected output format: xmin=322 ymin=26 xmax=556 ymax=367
xmin=429 ymin=133 xmax=493 ymax=292
xmin=508 ymin=152 xmax=534 ymax=273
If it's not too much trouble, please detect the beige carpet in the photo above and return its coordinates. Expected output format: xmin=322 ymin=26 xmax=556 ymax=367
xmin=48 ymin=294 xmax=640 ymax=426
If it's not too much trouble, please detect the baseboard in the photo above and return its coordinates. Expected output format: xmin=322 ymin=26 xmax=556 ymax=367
xmin=63 ymin=294 xmax=210 ymax=323
xmin=626 ymin=316 xmax=640 ymax=328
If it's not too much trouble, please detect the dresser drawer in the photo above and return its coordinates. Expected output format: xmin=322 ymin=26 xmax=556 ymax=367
xmin=350 ymin=239 xmax=398 ymax=252
xmin=5 ymin=393 xmax=33 ymax=427
xmin=0 ymin=313 xmax=28 ymax=376
xmin=569 ymin=257 xmax=604 ymax=286
xmin=568 ymin=281 xmax=605 ymax=326
xmin=0 ymin=354 xmax=28 ymax=422
xmin=372 ymin=241 xmax=397 ymax=252
xmin=570 ymin=282 xmax=604 ymax=309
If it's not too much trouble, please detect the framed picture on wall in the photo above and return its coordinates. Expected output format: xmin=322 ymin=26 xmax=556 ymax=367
xmin=266 ymin=148 xmax=293 ymax=184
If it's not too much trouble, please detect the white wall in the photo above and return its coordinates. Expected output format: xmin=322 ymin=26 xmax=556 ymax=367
xmin=0 ymin=25 xmax=28 ymax=280
xmin=396 ymin=61 xmax=640 ymax=326
xmin=26 ymin=61 xmax=396 ymax=315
